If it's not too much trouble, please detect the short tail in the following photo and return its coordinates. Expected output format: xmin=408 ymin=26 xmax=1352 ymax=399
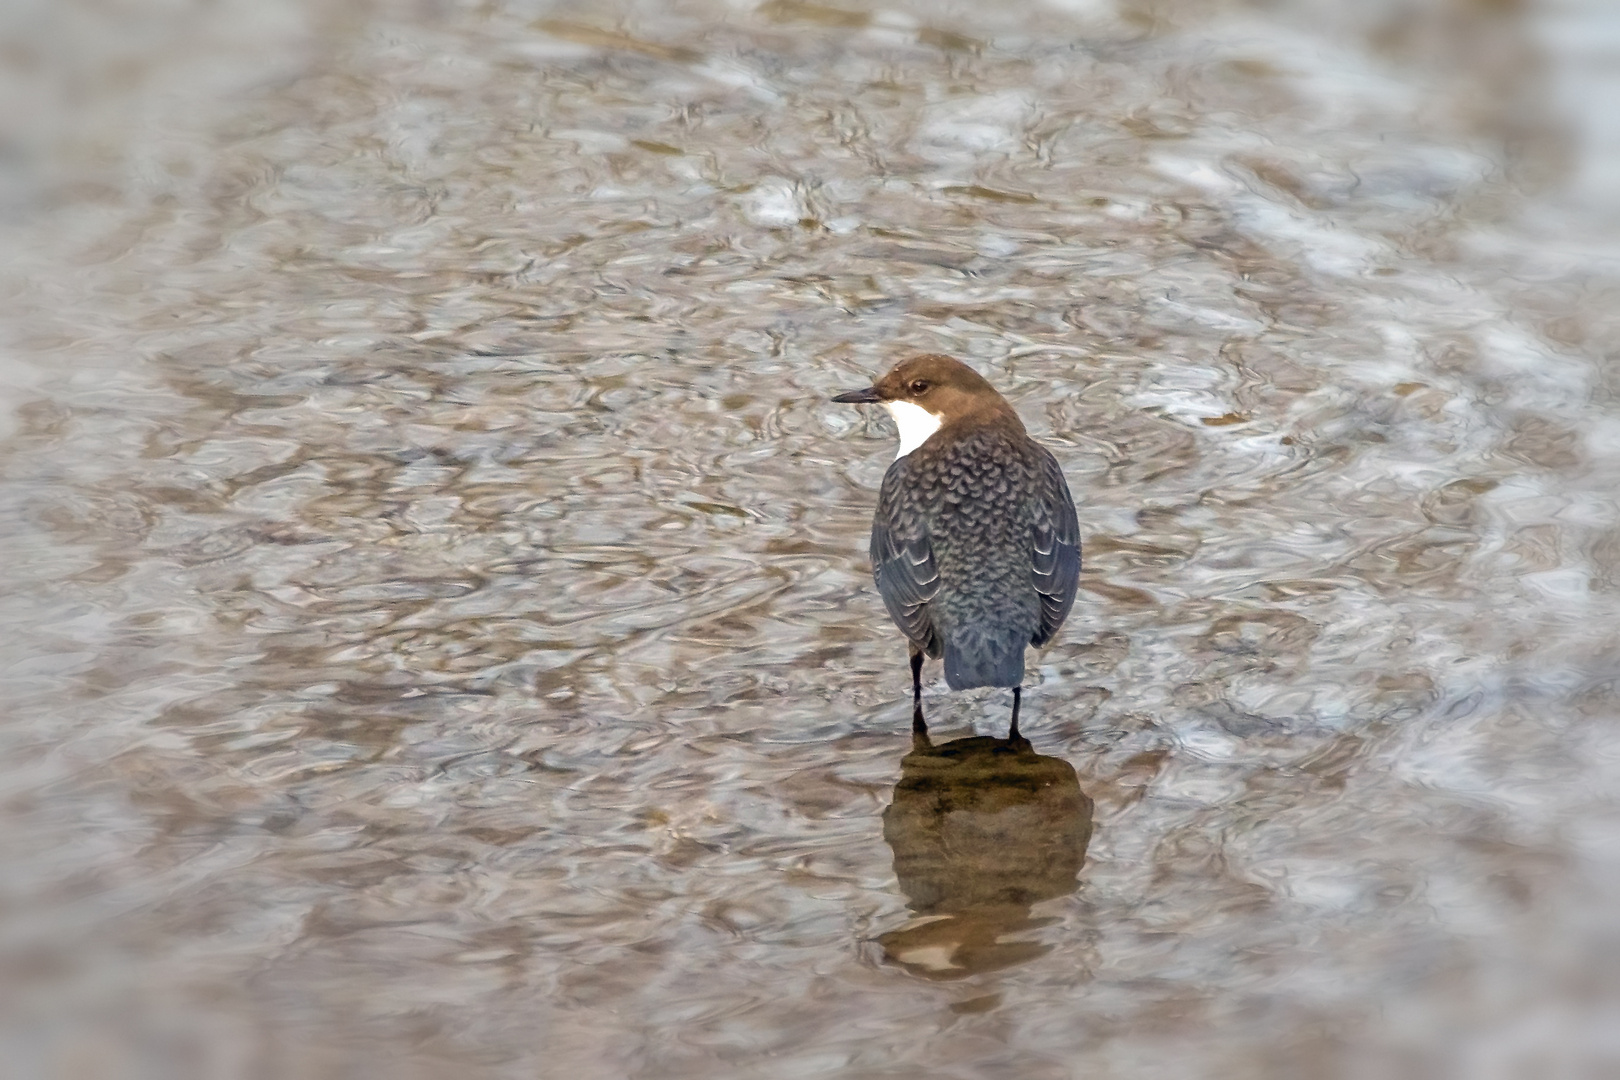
xmin=943 ymin=629 xmax=1026 ymax=690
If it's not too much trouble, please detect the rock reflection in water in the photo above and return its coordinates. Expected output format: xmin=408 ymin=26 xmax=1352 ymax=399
xmin=879 ymin=735 xmax=1092 ymax=981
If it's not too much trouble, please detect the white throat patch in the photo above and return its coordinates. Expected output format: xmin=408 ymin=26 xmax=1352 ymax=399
xmin=884 ymin=400 xmax=943 ymax=459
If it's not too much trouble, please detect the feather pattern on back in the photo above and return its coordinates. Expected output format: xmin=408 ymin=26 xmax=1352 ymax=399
xmin=870 ymin=418 xmax=1080 ymax=688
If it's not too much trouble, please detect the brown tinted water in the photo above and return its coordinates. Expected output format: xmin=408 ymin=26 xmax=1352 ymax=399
xmin=2 ymin=1 xmax=1618 ymax=1076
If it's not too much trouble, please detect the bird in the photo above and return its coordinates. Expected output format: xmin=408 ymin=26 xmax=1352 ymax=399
xmin=833 ymin=354 xmax=1081 ymax=741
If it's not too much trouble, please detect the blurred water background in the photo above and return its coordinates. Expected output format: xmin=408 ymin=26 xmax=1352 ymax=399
xmin=2 ymin=0 xmax=1619 ymax=1076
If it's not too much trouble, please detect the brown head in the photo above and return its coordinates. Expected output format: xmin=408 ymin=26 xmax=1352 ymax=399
xmin=833 ymin=354 xmax=1022 ymax=457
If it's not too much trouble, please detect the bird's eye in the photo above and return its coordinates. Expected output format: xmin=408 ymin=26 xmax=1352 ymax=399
xmin=909 ymin=380 xmax=930 ymax=394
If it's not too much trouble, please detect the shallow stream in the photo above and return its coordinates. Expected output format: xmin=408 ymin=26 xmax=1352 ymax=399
xmin=2 ymin=1 xmax=1618 ymax=1076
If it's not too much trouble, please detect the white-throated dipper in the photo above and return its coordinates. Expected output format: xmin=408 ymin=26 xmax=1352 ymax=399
xmin=834 ymin=354 xmax=1081 ymax=739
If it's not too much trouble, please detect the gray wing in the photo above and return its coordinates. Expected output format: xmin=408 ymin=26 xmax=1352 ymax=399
xmin=870 ymin=459 xmax=942 ymax=656
xmin=1030 ymin=446 xmax=1081 ymax=646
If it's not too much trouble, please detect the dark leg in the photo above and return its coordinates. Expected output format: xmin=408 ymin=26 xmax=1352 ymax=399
xmin=910 ymin=649 xmax=928 ymax=741
xmin=1007 ymin=686 xmax=1023 ymax=743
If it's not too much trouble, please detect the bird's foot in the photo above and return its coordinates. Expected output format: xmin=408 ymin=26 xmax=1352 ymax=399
xmin=911 ymin=701 xmax=932 ymax=749
xmin=1006 ymin=686 xmax=1025 ymax=744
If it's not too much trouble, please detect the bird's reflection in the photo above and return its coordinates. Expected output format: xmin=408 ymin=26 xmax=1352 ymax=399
xmin=879 ymin=733 xmax=1093 ymax=980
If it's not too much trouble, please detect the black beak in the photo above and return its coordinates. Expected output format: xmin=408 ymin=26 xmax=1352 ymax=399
xmin=832 ymin=386 xmax=882 ymax=404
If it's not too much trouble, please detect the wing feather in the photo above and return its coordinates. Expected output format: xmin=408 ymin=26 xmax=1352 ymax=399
xmin=870 ymin=459 xmax=941 ymax=655
xmin=1029 ymin=446 xmax=1081 ymax=646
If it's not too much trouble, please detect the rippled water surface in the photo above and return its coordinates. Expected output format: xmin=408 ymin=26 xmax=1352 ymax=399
xmin=4 ymin=1 xmax=1620 ymax=1076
